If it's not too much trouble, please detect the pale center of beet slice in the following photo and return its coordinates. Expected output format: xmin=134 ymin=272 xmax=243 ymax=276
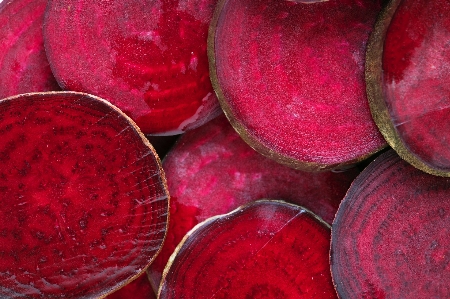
xmin=0 ymin=92 xmax=168 ymax=298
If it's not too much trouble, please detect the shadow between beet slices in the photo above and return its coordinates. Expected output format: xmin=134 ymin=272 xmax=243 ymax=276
xmin=0 ymin=92 xmax=168 ymax=298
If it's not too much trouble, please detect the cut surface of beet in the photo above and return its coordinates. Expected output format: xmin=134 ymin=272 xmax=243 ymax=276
xmin=366 ymin=0 xmax=450 ymax=176
xmin=159 ymin=200 xmax=337 ymax=299
xmin=147 ymin=114 xmax=359 ymax=290
xmin=0 ymin=0 xmax=59 ymax=98
xmin=209 ymin=0 xmax=386 ymax=171
xmin=105 ymin=273 xmax=156 ymax=299
xmin=331 ymin=150 xmax=450 ymax=298
xmin=0 ymin=92 xmax=168 ymax=298
xmin=43 ymin=0 xmax=221 ymax=135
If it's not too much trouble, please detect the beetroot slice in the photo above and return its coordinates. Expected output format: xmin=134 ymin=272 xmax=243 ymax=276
xmin=331 ymin=150 xmax=450 ymax=298
xmin=0 ymin=92 xmax=168 ymax=298
xmin=208 ymin=0 xmax=386 ymax=171
xmin=0 ymin=0 xmax=60 ymax=98
xmin=43 ymin=0 xmax=221 ymax=135
xmin=366 ymin=0 xmax=450 ymax=176
xmin=105 ymin=273 xmax=156 ymax=299
xmin=146 ymin=114 xmax=359 ymax=290
xmin=159 ymin=200 xmax=337 ymax=299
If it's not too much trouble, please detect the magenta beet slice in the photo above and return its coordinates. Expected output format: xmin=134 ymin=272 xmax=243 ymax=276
xmin=43 ymin=0 xmax=221 ymax=135
xmin=0 ymin=0 xmax=59 ymax=98
xmin=0 ymin=92 xmax=168 ymax=298
xmin=331 ymin=150 xmax=450 ymax=298
xmin=208 ymin=0 xmax=387 ymax=171
xmin=159 ymin=200 xmax=337 ymax=299
xmin=366 ymin=0 xmax=450 ymax=176
xmin=106 ymin=273 xmax=156 ymax=299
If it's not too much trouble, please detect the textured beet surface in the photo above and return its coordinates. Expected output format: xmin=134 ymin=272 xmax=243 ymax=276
xmin=0 ymin=0 xmax=59 ymax=98
xmin=105 ymin=273 xmax=156 ymax=299
xmin=209 ymin=0 xmax=386 ymax=170
xmin=331 ymin=150 xmax=450 ymax=298
xmin=159 ymin=200 xmax=337 ymax=299
xmin=147 ymin=114 xmax=359 ymax=290
xmin=43 ymin=0 xmax=221 ymax=135
xmin=0 ymin=92 xmax=168 ymax=298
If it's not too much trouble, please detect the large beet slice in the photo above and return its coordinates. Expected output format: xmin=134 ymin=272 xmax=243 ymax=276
xmin=366 ymin=0 xmax=450 ymax=176
xmin=0 ymin=0 xmax=59 ymax=98
xmin=0 ymin=92 xmax=168 ymax=298
xmin=159 ymin=200 xmax=337 ymax=299
xmin=331 ymin=150 xmax=450 ymax=298
xmin=43 ymin=0 xmax=221 ymax=135
xmin=209 ymin=0 xmax=387 ymax=171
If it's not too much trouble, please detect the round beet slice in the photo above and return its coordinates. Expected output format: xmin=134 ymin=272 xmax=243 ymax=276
xmin=0 ymin=92 xmax=168 ymax=298
xmin=366 ymin=0 xmax=450 ymax=176
xmin=159 ymin=200 xmax=337 ymax=299
xmin=331 ymin=150 xmax=450 ymax=298
xmin=0 ymin=0 xmax=59 ymax=98
xmin=43 ymin=0 xmax=221 ymax=135
xmin=209 ymin=0 xmax=387 ymax=171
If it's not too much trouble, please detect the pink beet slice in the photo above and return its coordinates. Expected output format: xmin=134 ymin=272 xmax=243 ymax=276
xmin=0 ymin=92 xmax=168 ymax=298
xmin=106 ymin=273 xmax=156 ymax=299
xmin=331 ymin=150 xmax=450 ymax=298
xmin=366 ymin=0 xmax=450 ymax=176
xmin=0 ymin=0 xmax=59 ymax=98
xmin=147 ymin=114 xmax=359 ymax=290
xmin=159 ymin=200 xmax=337 ymax=299
xmin=209 ymin=0 xmax=387 ymax=171
xmin=43 ymin=0 xmax=221 ymax=135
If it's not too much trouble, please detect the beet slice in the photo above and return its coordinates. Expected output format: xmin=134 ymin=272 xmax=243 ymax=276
xmin=159 ymin=200 xmax=337 ymax=298
xmin=208 ymin=0 xmax=387 ymax=171
xmin=43 ymin=0 xmax=222 ymax=135
xmin=0 ymin=92 xmax=168 ymax=298
xmin=0 ymin=0 xmax=59 ymax=98
xmin=331 ymin=150 xmax=450 ymax=298
xmin=106 ymin=273 xmax=156 ymax=299
xmin=366 ymin=0 xmax=450 ymax=176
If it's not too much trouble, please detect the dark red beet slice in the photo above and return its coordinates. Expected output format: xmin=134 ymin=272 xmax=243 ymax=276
xmin=208 ymin=0 xmax=387 ymax=171
xmin=147 ymin=114 xmax=359 ymax=290
xmin=0 ymin=92 xmax=168 ymax=298
xmin=43 ymin=0 xmax=221 ymax=135
xmin=366 ymin=0 xmax=450 ymax=176
xmin=159 ymin=200 xmax=337 ymax=299
xmin=331 ymin=150 xmax=450 ymax=298
xmin=0 ymin=0 xmax=60 ymax=98
xmin=106 ymin=273 xmax=156 ymax=299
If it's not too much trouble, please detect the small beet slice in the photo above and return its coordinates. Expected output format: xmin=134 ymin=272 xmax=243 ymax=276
xmin=366 ymin=0 xmax=450 ymax=176
xmin=0 ymin=0 xmax=60 ymax=98
xmin=159 ymin=200 xmax=337 ymax=299
xmin=106 ymin=273 xmax=156 ymax=299
xmin=43 ymin=0 xmax=221 ymax=135
xmin=331 ymin=150 xmax=450 ymax=298
xmin=0 ymin=92 xmax=168 ymax=298
xmin=208 ymin=0 xmax=387 ymax=171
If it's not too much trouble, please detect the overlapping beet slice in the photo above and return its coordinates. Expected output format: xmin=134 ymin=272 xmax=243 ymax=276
xmin=159 ymin=200 xmax=337 ymax=299
xmin=0 ymin=0 xmax=59 ymax=98
xmin=43 ymin=0 xmax=221 ymax=135
xmin=331 ymin=150 xmax=450 ymax=298
xmin=0 ymin=92 xmax=168 ymax=298
xmin=208 ymin=0 xmax=387 ymax=171
xmin=366 ymin=0 xmax=450 ymax=176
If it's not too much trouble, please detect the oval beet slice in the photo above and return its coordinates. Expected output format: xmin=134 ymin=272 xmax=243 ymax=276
xmin=331 ymin=150 xmax=450 ymax=298
xmin=0 ymin=92 xmax=168 ymax=298
xmin=43 ymin=0 xmax=221 ymax=135
xmin=0 ymin=0 xmax=59 ymax=98
xmin=209 ymin=0 xmax=387 ymax=171
xmin=366 ymin=0 xmax=450 ymax=176
xmin=159 ymin=200 xmax=337 ymax=299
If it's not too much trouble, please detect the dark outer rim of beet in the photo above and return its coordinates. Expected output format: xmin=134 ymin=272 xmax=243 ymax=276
xmin=157 ymin=198 xmax=330 ymax=298
xmin=207 ymin=0 xmax=387 ymax=172
xmin=0 ymin=91 xmax=170 ymax=299
xmin=365 ymin=0 xmax=449 ymax=177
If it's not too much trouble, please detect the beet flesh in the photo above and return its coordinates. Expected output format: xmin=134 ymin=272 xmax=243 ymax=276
xmin=105 ymin=273 xmax=156 ymax=299
xmin=0 ymin=92 xmax=168 ymax=298
xmin=159 ymin=200 xmax=337 ymax=299
xmin=0 ymin=0 xmax=59 ymax=98
xmin=43 ymin=0 xmax=221 ymax=135
xmin=209 ymin=0 xmax=386 ymax=171
xmin=331 ymin=150 xmax=450 ymax=298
